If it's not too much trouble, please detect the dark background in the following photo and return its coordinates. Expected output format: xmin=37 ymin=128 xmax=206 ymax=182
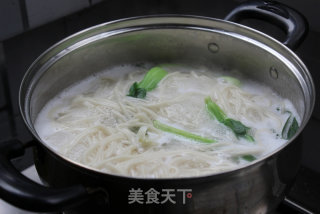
xmin=0 ymin=0 xmax=319 ymax=213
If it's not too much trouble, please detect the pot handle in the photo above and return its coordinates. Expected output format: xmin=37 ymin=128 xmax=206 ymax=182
xmin=0 ymin=139 xmax=99 ymax=212
xmin=225 ymin=0 xmax=308 ymax=50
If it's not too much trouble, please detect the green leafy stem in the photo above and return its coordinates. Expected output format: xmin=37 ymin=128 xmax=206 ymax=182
xmin=205 ymin=97 xmax=254 ymax=142
xmin=153 ymin=120 xmax=215 ymax=144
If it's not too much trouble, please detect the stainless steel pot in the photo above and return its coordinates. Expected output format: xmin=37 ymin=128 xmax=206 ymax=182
xmin=0 ymin=1 xmax=315 ymax=213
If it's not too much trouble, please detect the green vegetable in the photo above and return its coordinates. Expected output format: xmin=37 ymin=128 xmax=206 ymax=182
xmin=128 ymin=82 xmax=146 ymax=98
xmin=128 ymin=67 xmax=168 ymax=98
xmin=281 ymin=113 xmax=299 ymax=140
xmin=138 ymin=67 xmax=168 ymax=91
xmin=153 ymin=120 xmax=215 ymax=143
xmin=241 ymin=154 xmax=256 ymax=162
xmin=244 ymin=134 xmax=255 ymax=142
xmin=221 ymin=76 xmax=241 ymax=87
xmin=223 ymin=118 xmax=249 ymax=136
xmin=205 ymin=97 xmax=254 ymax=142
xmin=205 ymin=97 xmax=226 ymax=123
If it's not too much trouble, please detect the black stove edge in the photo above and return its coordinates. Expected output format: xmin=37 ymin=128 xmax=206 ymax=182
xmin=283 ymin=198 xmax=314 ymax=214
xmin=284 ymin=166 xmax=320 ymax=214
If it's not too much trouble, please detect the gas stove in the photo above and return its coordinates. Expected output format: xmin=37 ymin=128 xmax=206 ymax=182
xmin=0 ymin=1 xmax=319 ymax=213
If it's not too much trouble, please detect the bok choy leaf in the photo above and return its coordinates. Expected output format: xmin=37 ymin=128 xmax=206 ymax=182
xmin=128 ymin=67 xmax=168 ymax=98
xmin=281 ymin=112 xmax=299 ymax=140
xmin=220 ymin=76 xmax=241 ymax=87
xmin=205 ymin=97 xmax=254 ymax=142
xmin=241 ymin=154 xmax=256 ymax=162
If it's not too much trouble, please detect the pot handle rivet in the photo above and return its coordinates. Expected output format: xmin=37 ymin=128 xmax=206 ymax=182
xmin=208 ymin=43 xmax=219 ymax=53
xmin=270 ymin=67 xmax=279 ymax=79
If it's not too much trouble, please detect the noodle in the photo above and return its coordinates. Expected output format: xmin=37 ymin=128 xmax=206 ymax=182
xmin=35 ymin=65 xmax=299 ymax=178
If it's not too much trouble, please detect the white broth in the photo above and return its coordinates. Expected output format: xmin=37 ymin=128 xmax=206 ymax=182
xmin=35 ymin=64 xmax=299 ymax=178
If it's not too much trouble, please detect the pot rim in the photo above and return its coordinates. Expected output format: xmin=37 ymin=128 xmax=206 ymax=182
xmin=19 ymin=14 xmax=315 ymax=181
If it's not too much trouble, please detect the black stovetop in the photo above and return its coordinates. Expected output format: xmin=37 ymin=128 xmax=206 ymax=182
xmin=0 ymin=1 xmax=319 ymax=213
